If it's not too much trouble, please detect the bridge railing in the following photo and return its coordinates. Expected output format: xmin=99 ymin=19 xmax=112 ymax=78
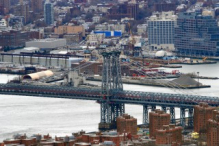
xmin=0 ymin=83 xmax=219 ymax=107
xmin=112 ymin=90 xmax=219 ymax=107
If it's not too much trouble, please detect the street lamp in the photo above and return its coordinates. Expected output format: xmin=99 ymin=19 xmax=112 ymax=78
xmin=197 ymin=72 xmax=199 ymax=87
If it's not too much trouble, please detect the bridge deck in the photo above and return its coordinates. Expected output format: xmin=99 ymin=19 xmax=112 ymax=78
xmin=0 ymin=83 xmax=219 ymax=107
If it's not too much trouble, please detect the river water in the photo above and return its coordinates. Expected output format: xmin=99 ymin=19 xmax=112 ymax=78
xmin=0 ymin=63 xmax=219 ymax=140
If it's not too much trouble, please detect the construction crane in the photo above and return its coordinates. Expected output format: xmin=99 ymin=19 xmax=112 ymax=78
xmin=203 ymin=57 xmax=207 ymax=62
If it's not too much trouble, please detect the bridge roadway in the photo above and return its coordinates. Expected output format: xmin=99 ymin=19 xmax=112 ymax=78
xmin=1 ymin=83 xmax=219 ymax=126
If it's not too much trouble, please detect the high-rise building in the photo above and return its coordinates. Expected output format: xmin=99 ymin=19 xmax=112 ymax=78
xmin=175 ymin=12 xmax=219 ymax=56
xmin=0 ymin=0 xmax=10 ymax=14
xmin=54 ymin=25 xmax=85 ymax=36
xmin=154 ymin=3 xmax=176 ymax=12
xmin=156 ymin=124 xmax=183 ymax=145
xmin=44 ymin=0 xmax=54 ymax=25
xmin=31 ymin=0 xmax=43 ymax=13
xmin=148 ymin=11 xmax=177 ymax=51
xmin=13 ymin=2 xmax=29 ymax=24
xmin=107 ymin=2 xmax=139 ymax=20
xmin=194 ymin=102 xmax=215 ymax=133
xmin=116 ymin=114 xmax=137 ymax=135
xmin=149 ymin=109 xmax=170 ymax=138
xmin=0 ymin=30 xmax=28 ymax=49
xmin=207 ymin=110 xmax=219 ymax=146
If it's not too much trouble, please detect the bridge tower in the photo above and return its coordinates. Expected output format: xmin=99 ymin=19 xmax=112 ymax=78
xmin=99 ymin=51 xmax=124 ymax=130
xmin=111 ymin=51 xmax=125 ymax=124
xmin=111 ymin=51 xmax=123 ymax=91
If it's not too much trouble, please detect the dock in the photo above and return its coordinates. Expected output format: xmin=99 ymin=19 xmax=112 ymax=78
xmin=87 ymin=76 xmax=211 ymax=89
xmin=172 ymin=61 xmax=217 ymax=65
xmin=161 ymin=65 xmax=182 ymax=68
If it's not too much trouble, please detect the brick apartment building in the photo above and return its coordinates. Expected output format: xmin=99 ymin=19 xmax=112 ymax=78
xmin=0 ymin=0 xmax=10 ymax=15
xmin=117 ymin=114 xmax=137 ymax=135
xmin=156 ymin=124 xmax=182 ymax=145
xmin=194 ymin=102 xmax=215 ymax=133
xmin=71 ymin=61 xmax=102 ymax=75
xmin=107 ymin=2 xmax=139 ymax=20
xmin=29 ymin=31 xmax=43 ymax=39
xmin=154 ymin=3 xmax=176 ymax=12
xmin=207 ymin=110 xmax=219 ymax=146
xmin=13 ymin=3 xmax=30 ymax=24
xmin=63 ymin=32 xmax=83 ymax=44
xmin=149 ymin=109 xmax=170 ymax=138
xmin=74 ymin=0 xmax=87 ymax=3
xmin=31 ymin=0 xmax=43 ymax=13
xmin=0 ymin=30 xmax=28 ymax=49
xmin=54 ymin=25 xmax=85 ymax=37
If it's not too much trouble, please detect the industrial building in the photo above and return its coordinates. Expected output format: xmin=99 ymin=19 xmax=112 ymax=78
xmin=23 ymin=70 xmax=54 ymax=80
xmin=0 ymin=0 xmax=10 ymax=14
xmin=107 ymin=2 xmax=139 ymax=20
xmin=0 ymin=30 xmax=29 ymax=49
xmin=175 ymin=12 xmax=219 ymax=56
xmin=54 ymin=25 xmax=85 ymax=37
xmin=71 ymin=61 xmax=102 ymax=75
xmin=116 ymin=114 xmax=137 ymax=135
xmin=148 ymin=11 xmax=177 ymax=51
xmin=14 ymin=47 xmax=40 ymax=54
xmin=25 ymin=38 xmax=66 ymax=49
xmin=94 ymin=31 xmax=122 ymax=37
xmin=31 ymin=0 xmax=43 ymax=13
xmin=154 ymin=3 xmax=176 ymax=12
xmin=0 ymin=53 xmax=83 ymax=68
xmin=156 ymin=124 xmax=182 ymax=145
xmin=149 ymin=109 xmax=170 ymax=138
xmin=207 ymin=110 xmax=219 ymax=146
xmin=194 ymin=102 xmax=215 ymax=133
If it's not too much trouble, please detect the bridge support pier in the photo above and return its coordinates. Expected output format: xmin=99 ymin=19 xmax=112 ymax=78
xmin=100 ymin=102 xmax=107 ymax=123
xmin=162 ymin=106 xmax=167 ymax=113
xmin=151 ymin=105 xmax=156 ymax=111
xmin=99 ymin=102 xmax=125 ymax=130
xmin=170 ymin=107 xmax=175 ymax=124
xmin=111 ymin=103 xmax=125 ymax=122
xmin=188 ymin=108 xmax=193 ymax=127
xmin=180 ymin=107 xmax=186 ymax=127
xmin=99 ymin=102 xmax=112 ymax=130
xmin=143 ymin=105 xmax=148 ymax=124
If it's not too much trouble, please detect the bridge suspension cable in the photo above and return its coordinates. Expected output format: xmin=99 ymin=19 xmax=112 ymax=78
xmin=126 ymin=63 xmax=188 ymax=94
xmin=125 ymin=62 xmax=200 ymax=95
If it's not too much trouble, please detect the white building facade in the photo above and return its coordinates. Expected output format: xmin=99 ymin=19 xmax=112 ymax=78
xmin=26 ymin=38 xmax=66 ymax=49
xmin=148 ymin=11 xmax=177 ymax=51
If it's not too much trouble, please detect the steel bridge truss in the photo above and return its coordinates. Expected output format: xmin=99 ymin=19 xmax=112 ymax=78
xmin=100 ymin=51 xmax=124 ymax=129
xmin=1 ymin=68 xmax=219 ymax=128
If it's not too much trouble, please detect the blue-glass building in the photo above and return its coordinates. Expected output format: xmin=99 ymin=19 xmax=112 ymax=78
xmin=174 ymin=12 xmax=219 ymax=56
xmin=44 ymin=1 xmax=54 ymax=25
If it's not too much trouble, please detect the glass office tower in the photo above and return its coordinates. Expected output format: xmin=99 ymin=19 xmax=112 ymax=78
xmin=174 ymin=12 xmax=219 ymax=56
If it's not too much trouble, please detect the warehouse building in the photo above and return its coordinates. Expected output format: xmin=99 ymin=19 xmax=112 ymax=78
xmin=23 ymin=70 xmax=54 ymax=80
xmin=26 ymin=38 xmax=66 ymax=50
